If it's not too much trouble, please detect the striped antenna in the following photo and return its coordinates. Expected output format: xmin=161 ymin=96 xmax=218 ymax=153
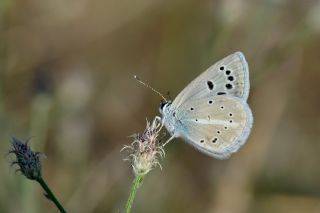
xmin=134 ymin=75 xmax=167 ymax=102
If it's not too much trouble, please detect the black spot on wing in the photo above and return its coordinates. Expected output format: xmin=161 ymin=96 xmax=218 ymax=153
xmin=228 ymin=76 xmax=234 ymax=81
xmin=225 ymin=83 xmax=233 ymax=89
xmin=217 ymin=92 xmax=226 ymax=95
xmin=207 ymin=81 xmax=214 ymax=90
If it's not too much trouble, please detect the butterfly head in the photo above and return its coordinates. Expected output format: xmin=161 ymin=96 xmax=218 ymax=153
xmin=159 ymin=100 xmax=178 ymax=135
xmin=159 ymin=100 xmax=172 ymax=115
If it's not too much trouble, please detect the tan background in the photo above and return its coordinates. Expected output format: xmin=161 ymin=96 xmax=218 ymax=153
xmin=1 ymin=0 xmax=320 ymax=212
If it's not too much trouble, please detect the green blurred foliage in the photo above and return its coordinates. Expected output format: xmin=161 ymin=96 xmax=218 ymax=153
xmin=1 ymin=0 xmax=320 ymax=212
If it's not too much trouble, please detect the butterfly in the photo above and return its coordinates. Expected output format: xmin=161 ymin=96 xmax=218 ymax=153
xmin=159 ymin=52 xmax=253 ymax=159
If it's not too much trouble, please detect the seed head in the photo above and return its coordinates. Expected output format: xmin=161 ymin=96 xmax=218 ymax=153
xmin=122 ymin=117 xmax=165 ymax=176
xmin=9 ymin=137 xmax=43 ymax=180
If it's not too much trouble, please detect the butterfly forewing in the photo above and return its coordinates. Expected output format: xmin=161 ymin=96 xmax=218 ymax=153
xmin=173 ymin=52 xmax=249 ymax=108
xmin=176 ymin=96 xmax=253 ymax=159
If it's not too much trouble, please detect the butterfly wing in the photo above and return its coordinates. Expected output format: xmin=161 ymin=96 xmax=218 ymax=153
xmin=175 ymin=95 xmax=253 ymax=159
xmin=172 ymin=52 xmax=249 ymax=108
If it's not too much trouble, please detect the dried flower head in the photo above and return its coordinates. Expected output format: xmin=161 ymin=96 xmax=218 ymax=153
xmin=123 ymin=117 xmax=165 ymax=176
xmin=9 ymin=137 xmax=43 ymax=180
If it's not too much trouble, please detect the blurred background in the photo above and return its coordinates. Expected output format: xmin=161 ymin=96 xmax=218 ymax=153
xmin=1 ymin=0 xmax=320 ymax=212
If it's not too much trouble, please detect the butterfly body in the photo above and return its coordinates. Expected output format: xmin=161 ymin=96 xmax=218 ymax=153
xmin=159 ymin=52 xmax=253 ymax=159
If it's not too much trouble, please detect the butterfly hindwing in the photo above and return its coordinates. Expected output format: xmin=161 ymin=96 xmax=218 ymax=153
xmin=175 ymin=96 xmax=253 ymax=159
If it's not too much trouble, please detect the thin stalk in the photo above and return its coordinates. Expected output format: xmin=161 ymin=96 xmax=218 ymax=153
xmin=124 ymin=175 xmax=144 ymax=213
xmin=36 ymin=177 xmax=67 ymax=213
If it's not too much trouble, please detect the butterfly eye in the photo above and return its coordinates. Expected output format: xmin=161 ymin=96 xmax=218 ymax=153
xmin=159 ymin=101 xmax=167 ymax=111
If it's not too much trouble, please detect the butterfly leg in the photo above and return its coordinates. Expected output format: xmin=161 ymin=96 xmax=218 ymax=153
xmin=162 ymin=135 xmax=175 ymax=147
xmin=155 ymin=115 xmax=165 ymax=132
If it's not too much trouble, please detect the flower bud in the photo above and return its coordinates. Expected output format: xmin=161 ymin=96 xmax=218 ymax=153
xmin=123 ymin=118 xmax=165 ymax=176
xmin=9 ymin=137 xmax=43 ymax=180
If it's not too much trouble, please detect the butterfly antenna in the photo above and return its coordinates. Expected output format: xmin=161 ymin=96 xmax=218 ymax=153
xmin=134 ymin=75 xmax=167 ymax=102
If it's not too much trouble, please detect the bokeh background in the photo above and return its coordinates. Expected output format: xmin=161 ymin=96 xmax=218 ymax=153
xmin=1 ymin=0 xmax=320 ymax=212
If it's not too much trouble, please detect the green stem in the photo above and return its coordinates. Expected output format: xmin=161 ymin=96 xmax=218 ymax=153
xmin=37 ymin=177 xmax=67 ymax=213
xmin=124 ymin=175 xmax=144 ymax=213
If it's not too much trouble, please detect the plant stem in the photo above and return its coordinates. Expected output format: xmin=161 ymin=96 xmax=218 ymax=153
xmin=37 ymin=177 xmax=67 ymax=213
xmin=124 ymin=175 xmax=144 ymax=213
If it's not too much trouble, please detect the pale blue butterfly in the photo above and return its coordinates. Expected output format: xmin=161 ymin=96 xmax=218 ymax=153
xmin=158 ymin=52 xmax=253 ymax=159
